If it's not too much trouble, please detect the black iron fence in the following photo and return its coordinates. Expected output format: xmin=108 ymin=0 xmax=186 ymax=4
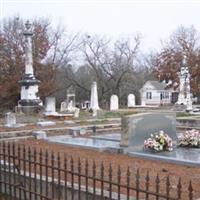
xmin=0 ymin=142 xmax=194 ymax=200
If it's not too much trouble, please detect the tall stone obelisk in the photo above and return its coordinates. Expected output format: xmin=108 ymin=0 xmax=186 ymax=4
xmin=18 ymin=20 xmax=42 ymax=113
xmin=90 ymin=81 xmax=100 ymax=110
xmin=176 ymin=55 xmax=193 ymax=110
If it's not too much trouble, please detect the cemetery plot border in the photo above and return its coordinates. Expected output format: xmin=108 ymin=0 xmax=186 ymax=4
xmin=0 ymin=142 xmax=195 ymax=200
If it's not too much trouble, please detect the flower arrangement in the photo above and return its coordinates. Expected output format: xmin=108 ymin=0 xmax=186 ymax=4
xmin=144 ymin=130 xmax=173 ymax=152
xmin=177 ymin=129 xmax=200 ymax=147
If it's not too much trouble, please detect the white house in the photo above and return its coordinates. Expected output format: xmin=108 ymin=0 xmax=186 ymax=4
xmin=140 ymin=80 xmax=176 ymax=106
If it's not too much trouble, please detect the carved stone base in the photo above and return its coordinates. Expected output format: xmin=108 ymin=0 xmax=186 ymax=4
xmin=18 ymin=99 xmax=43 ymax=114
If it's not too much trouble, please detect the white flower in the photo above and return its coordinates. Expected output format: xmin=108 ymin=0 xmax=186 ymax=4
xmin=159 ymin=130 xmax=164 ymax=136
xmin=144 ymin=131 xmax=173 ymax=152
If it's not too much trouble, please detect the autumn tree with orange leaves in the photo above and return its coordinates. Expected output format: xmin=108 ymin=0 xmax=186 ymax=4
xmin=0 ymin=17 xmax=78 ymax=109
xmin=153 ymin=26 xmax=200 ymax=99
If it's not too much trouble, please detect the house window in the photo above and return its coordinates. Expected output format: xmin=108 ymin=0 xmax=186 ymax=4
xmin=165 ymin=92 xmax=169 ymax=99
xmin=161 ymin=92 xmax=169 ymax=99
xmin=146 ymin=92 xmax=152 ymax=99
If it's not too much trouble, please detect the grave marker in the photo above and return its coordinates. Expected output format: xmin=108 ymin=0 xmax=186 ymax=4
xmin=121 ymin=112 xmax=177 ymax=149
xmin=110 ymin=95 xmax=119 ymax=110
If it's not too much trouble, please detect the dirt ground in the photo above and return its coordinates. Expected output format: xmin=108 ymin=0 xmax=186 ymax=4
xmin=14 ymin=138 xmax=200 ymax=199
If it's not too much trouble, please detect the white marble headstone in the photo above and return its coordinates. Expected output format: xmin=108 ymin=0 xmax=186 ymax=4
xmin=45 ymin=97 xmax=57 ymax=115
xmin=60 ymin=101 xmax=67 ymax=112
xmin=67 ymin=100 xmax=76 ymax=112
xmin=74 ymin=108 xmax=80 ymax=118
xmin=110 ymin=95 xmax=119 ymax=110
xmin=127 ymin=94 xmax=135 ymax=107
xmin=5 ymin=112 xmax=16 ymax=127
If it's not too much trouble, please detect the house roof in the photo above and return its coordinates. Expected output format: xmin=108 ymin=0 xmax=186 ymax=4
xmin=146 ymin=80 xmax=166 ymax=90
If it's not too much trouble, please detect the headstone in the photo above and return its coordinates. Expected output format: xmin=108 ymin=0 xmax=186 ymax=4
xmin=44 ymin=97 xmax=57 ymax=115
xmin=120 ymin=112 xmax=176 ymax=149
xmin=73 ymin=108 xmax=80 ymax=118
xmin=110 ymin=95 xmax=119 ymax=110
xmin=4 ymin=112 xmax=24 ymax=128
xmin=67 ymin=100 xmax=75 ymax=112
xmin=80 ymin=128 xmax=87 ymax=136
xmin=60 ymin=101 xmax=67 ymax=112
xmin=4 ymin=112 xmax=17 ymax=127
xmin=127 ymin=94 xmax=135 ymax=107
xmin=69 ymin=127 xmax=86 ymax=137
xmin=32 ymin=130 xmax=47 ymax=139
xmin=90 ymin=82 xmax=100 ymax=110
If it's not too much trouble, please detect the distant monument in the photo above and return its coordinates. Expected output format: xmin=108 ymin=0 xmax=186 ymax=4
xmin=110 ymin=95 xmax=119 ymax=110
xmin=90 ymin=82 xmax=100 ymax=110
xmin=176 ymin=55 xmax=193 ymax=110
xmin=66 ymin=86 xmax=76 ymax=112
xmin=18 ymin=20 xmax=42 ymax=113
xmin=60 ymin=86 xmax=76 ymax=112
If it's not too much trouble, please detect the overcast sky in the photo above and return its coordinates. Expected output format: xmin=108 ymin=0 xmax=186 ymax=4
xmin=1 ymin=0 xmax=200 ymax=53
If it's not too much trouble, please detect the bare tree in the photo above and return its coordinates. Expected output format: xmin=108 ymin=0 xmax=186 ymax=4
xmin=79 ymin=34 xmax=141 ymax=107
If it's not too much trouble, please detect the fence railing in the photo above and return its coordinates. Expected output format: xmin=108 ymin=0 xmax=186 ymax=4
xmin=0 ymin=142 xmax=194 ymax=200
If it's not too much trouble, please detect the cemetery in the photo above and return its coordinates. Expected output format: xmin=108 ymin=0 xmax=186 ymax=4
xmin=1 ymin=9 xmax=200 ymax=200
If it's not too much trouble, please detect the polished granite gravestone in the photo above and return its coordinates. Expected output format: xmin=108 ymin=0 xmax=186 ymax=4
xmin=120 ymin=112 xmax=177 ymax=149
xmin=121 ymin=112 xmax=200 ymax=166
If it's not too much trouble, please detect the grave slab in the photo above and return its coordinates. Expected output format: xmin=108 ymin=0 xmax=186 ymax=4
xmin=46 ymin=136 xmax=121 ymax=152
xmin=128 ymin=147 xmax=200 ymax=167
xmin=91 ymin=133 xmax=121 ymax=141
xmin=37 ymin=121 xmax=56 ymax=127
